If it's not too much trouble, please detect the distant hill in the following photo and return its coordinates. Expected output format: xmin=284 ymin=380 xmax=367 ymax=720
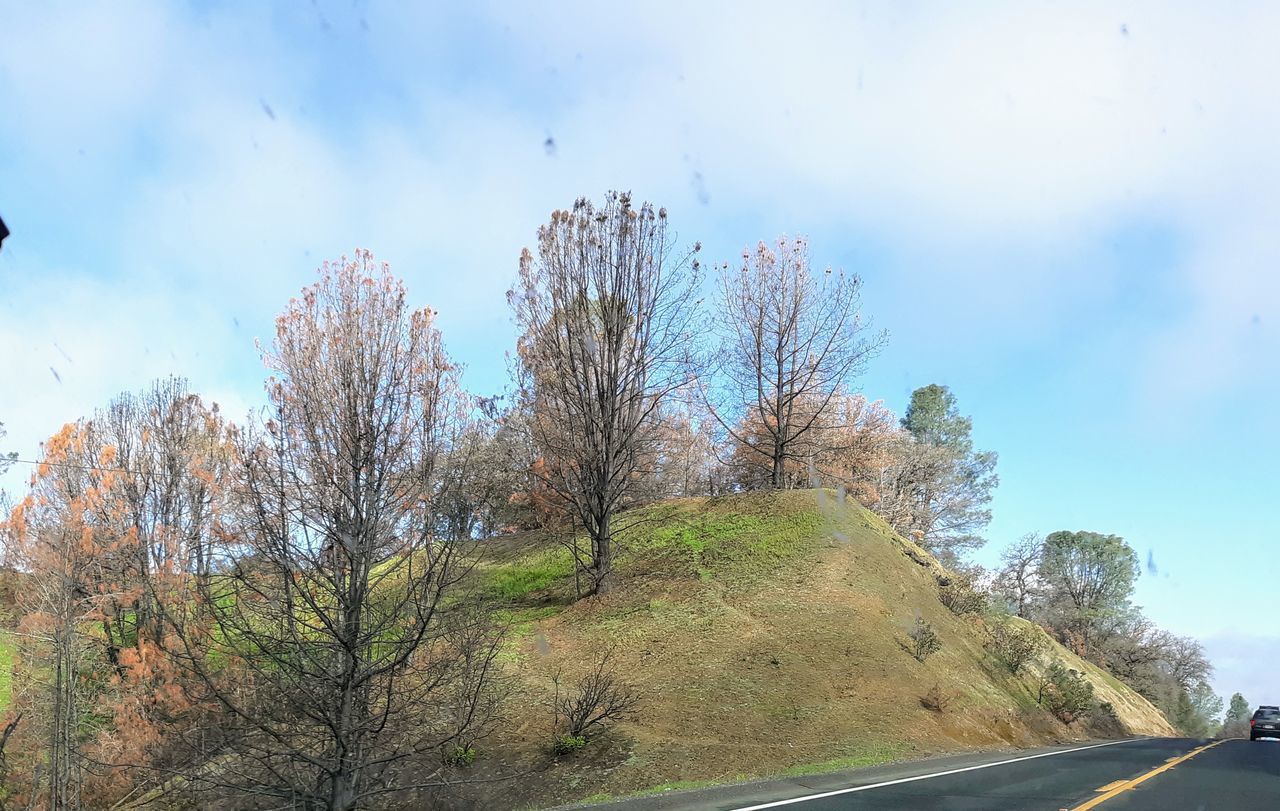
xmin=429 ymin=490 xmax=1175 ymax=809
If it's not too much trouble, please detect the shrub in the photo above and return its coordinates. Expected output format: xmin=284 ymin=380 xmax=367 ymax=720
xmin=552 ymin=733 xmax=587 ymax=756
xmin=938 ymin=577 xmax=987 ymax=616
xmin=1089 ymin=701 xmax=1121 ymax=730
xmin=443 ymin=745 xmax=477 ymax=767
xmin=549 ymin=647 xmax=640 ymax=754
xmin=1037 ymin=662 xmax=1094 ymax=723
xmin=987 ymin=621 xmax=1046 ymax=674
xmin=909 ymin=617 xmax=942 ymax=662
xmin=921 ymin=684 xmax=953 ymax=712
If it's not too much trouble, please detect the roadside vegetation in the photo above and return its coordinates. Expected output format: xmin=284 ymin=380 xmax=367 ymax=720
xmin=0 ymin=193 xmax=1215 ymax=809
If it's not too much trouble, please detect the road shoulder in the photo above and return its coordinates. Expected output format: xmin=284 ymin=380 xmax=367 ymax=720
xmin=558 ymin=738 xmax=1153 ymax=811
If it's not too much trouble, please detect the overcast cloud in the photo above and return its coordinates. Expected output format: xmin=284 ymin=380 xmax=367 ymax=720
xmin=2 ymin=0 xmax=1278 ymax=701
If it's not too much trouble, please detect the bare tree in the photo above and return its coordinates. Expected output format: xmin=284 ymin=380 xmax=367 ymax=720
xmin=91 ymin=378 xmax=231 ymax=670
xmin=993 ymin=533 xmax=1044 ymax=618
xmin=157 ymin=253 xmax=502 ymax=810
xmin=432 ymin=394 xmax=522 ymax=540
xmin=710 ymin=236 xmax=885 ymax=489
xmin=509 ymin=192 xmax=701 ymax=594
xmin=652 ymin=384 xmax=724 ymax=499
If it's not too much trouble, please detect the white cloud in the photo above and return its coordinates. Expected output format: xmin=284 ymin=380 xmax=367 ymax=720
xmin=1204 ymin=632 xmax=1280 ymax=709
xmin=3 ymin=1 xmax=1280 ymax=531
xmin=0 ymin=269 xmax=260 ymax=493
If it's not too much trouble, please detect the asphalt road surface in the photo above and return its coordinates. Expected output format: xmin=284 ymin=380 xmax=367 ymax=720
xmin=591 ymin=737 xmax=1280 ymax=811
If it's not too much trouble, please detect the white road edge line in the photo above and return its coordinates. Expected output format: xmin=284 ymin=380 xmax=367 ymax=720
xmin=728 ymin=738 xmax=1151 ymax=811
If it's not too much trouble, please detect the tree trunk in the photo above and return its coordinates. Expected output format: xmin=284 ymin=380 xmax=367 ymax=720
xmin=330 ymin=771 xmax=357 ymax=811
xmin=591 ymin=514 xmax=613 ymax=595
xmin=771 ymin=437 xmax=785 ymax=489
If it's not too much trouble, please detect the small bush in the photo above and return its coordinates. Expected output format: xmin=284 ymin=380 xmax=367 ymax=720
xmin=938 ymin=577 xmax=987 ymax=616
xmin=921 ymin=684 xmax=953 ymax=712
xmin=443 ymin=745 xmax=477 ymax=767
xmin=987 ymin=621 xmax=1046 ymax=674
xmin=909 ymin=617 xmax=942 ymax=662
xmin=1089 ymin=701 xmax=1121 ymax=730
xmin=549 ymin=647 xmax=640 ymax=755
xmin=552 ymin=733 xmax=587 ymax=756
xmin=1037 ymin=662 xmax=1094 ymax=723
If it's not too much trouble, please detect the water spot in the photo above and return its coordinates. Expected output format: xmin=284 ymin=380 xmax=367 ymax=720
xmin=360 ymin=17 xmax=369 ymax=31
xmin=691 ymin=171 xmax=710 ymax=205
xmin=48 ymin=366 xmax=62 ymax=384
xmin=1120 ymin=23 xmax=1129 ymax=36
xmin=53 ymin=343 xmax=72 ymax=364
xmin=259 ymin=99 xmax=276 ymax=121
xmin=533 ymin=634 xmax=551 ymax=656
xmin=1146 ymin=549 xmax=1158 ymax=576
xmin=544 ymin=135 xmax=557 ymax=157
xmin=1252 ymin=314 xmax=1261 ymax=325
xmin=233 ymin=317 xmax=241 ymax=329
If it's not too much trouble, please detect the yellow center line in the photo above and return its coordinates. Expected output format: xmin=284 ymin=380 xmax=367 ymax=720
xmin=1068 ymin=740 xmax=1227 ymax=811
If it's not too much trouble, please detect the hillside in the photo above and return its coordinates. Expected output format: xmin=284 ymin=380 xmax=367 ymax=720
xmin=432 ymin=490 xmax=1175 ymax=809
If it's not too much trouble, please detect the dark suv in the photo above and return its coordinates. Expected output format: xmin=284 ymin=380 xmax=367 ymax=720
xmin=1251 ymin=706 xmax=1280 ymax=740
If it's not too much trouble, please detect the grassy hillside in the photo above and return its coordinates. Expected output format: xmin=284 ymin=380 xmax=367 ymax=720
xmin=438 ymin=490 xmax=1174 ymax=809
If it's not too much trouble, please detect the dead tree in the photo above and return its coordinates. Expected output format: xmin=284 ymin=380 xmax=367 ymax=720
xmin=157 ymin=252 xmax=503 ymax=810
xmin=710 ymin=236 xmax=885 ymax=489
xmin=509 ymin=192 xmax=701 ymax=594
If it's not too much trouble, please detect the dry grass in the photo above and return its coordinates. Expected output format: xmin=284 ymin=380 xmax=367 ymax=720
xmin=436 ymin=490 xmax=1174 ymax=810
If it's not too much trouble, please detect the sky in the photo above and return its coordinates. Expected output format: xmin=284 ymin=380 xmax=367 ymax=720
xmin=1 ymin=1 xmax=1278 ymax=707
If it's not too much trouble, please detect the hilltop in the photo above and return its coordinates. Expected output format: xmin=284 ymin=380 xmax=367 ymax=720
xmin=425 ymin=490 xmax=1175 ymax=809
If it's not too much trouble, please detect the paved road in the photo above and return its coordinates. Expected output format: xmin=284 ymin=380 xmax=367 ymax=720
xmin=587 ymin=737 xmax=1280 ymax=811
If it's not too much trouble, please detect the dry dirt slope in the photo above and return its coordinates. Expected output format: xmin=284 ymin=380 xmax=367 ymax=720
xmin=443 ymin=490 xmax=1175 ymax=809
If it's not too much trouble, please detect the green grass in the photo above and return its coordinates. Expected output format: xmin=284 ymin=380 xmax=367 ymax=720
xmin=498 ymin=605 xmax=562 ymax=638
xmin=776 ymin=743 xmax=912 ymax=778
xmin=474 ymin=492 xmax=835 ymax=607
xmin=484 ymin=546 xmax=576 ymax=600
xmin=615 ymin=744 xmax=908 ymax=804
xmin=491 ymin=605 xmax=564 ymax=663
xmin=614 ymin=494 xmax=826 ymax=582
xmin=0 ymin=632 xmax=12 ymax=713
